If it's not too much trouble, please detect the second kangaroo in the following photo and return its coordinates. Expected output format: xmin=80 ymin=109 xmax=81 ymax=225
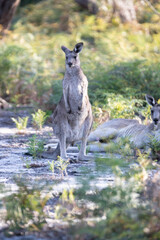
xmin=52 ymin=42 xmax=93 ymax=160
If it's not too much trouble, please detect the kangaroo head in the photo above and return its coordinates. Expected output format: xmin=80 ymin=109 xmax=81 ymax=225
xmin=61 ymin=42 xmax=83 ymax=69
xmin=146 ymin=94 xmax=160 ymax=126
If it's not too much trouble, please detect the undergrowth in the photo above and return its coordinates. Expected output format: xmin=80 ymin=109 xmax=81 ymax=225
xmin=0 ymin=0 xmax=160 ymax=120
xmin=0 ymin=143 xmax=159 ymax=239
xmin=56 ymin=154 xmax=159 ymax=240
xmin=27 ymin=135 xmax=45 ymax=158
xmin=0 ymin=1 xmax=160 ymax=238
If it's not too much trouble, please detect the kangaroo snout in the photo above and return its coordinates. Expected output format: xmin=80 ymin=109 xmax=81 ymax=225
xmin=68 ymin=62 xmax=72 ymax=67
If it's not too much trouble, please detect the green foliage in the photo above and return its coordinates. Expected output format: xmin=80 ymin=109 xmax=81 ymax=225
xmin=21 ymin=156 xmax=31 ymax=168
xmin=90 ymin=60 xmax=160 ymax=116
xmin=66 ymin=156 xmax=159 ymax=240
xmin=0 ymin=45 xmax=24 ymax=98
xmin=104 ymin=137 xmax=134 ymax=157
xmin=136 ymin=149 xmax=153 ymax=171
xmin=3 ymin=178 xmax=49 ymax=234
xmin=106 ymin=93 xmax=145 ymax=119
xmin=11 ymin=116 xmax=29 ymax=132
xmin=48 ymin=160 xmax=55 ymax=177
xmin=61 ymin=188 xmax=75 ymax=204
xmin=27 ymin=135 xmax=45 ymax=158
xmin=55 ymin=188 xmax=75 ymax=219
xmin=1 ymin=1 xmax=160 ymax=238
xmin=148 ymin=135 xmax=160 ymax=161
xmin=32 ymin=109 xmax=48 ymax=130
xmin=56 ymin=156 xmax=69 ymax=178
xmin=25 ymin=160 xmax=31 ymax=169
xmin=48 ymin=157 xmax=70 ymax=179
xmin=0 ymin=0 xmax=159 ymax=116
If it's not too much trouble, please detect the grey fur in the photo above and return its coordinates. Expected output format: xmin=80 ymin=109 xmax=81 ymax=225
xmin=146 ymin=94 xmax=156 ymax=106
xmin=52 ymin=42 xmax=93 ymax=160
xmin=88 ymin=119 xmax=139 ymax=142
xmin=88 ymin=95 xmax=160 ymax=149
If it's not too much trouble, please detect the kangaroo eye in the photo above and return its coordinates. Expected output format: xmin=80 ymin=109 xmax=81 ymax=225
xmin=66 ymin=57 xmax=68 ymax=60
xmin=74 ymin=56 xmax=77 ymax=60
xmin=151 ymin=110 xmax=153 ymax=114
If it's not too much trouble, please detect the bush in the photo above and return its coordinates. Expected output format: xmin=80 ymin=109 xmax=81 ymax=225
xmin=0 ymin=0 xmax=160 ymax=118
xmin=32 ymin=109 xmax=48 ymax=130
xmin=60 ymin=155 xmax=159 ymax=240
xmin=3 ymin=178 xmax=49 ymax=234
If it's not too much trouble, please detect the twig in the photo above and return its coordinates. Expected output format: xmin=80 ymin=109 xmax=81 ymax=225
xmin=143 ymin=0 xmax=160 ymax=17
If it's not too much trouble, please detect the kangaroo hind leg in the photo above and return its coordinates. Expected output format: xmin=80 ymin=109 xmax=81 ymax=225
xmin=78 ymin=116 xmax=93 ymax=161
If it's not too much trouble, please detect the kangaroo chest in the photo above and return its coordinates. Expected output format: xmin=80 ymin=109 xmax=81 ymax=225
xmin=67 ymin=79 xmax=86 ymax=113
xmin=69 ymin=81 xmax=82 ymax=99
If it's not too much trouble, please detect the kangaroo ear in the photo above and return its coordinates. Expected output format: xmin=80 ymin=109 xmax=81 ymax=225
xmin=73 ymin=42 xmax=83 ymax=53
xmin=146 ymin=94 xmax=156 ymax=106
xmin=61 ymin=46 xmax=70 ymax=54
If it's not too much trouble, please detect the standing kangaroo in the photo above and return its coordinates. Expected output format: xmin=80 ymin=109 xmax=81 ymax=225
xmin=52 ymin=42 xmax=93 ymax=160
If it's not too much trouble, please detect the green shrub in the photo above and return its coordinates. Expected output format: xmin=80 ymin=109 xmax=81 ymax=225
xmin=56 ymin=156 xmax=69 ymax=178
xmin=3 ymin=178 xmax=49 ymax=234
xmin=11 ymin=116 xmax=29 ymax=133
xmin=65 ymin=156 xmax=159 ymax=240
xmin=148 ymin=135 xmax=160 ymax=161
xmin=0 ymin=0 xmax=160 ymax=116
xmin=48 ymin=160 xmax=55 ymax=177
xmin=27 ymin=135 xmax=45 ymax=158
xmin=32 ymin=109 xmax=48 ymax=130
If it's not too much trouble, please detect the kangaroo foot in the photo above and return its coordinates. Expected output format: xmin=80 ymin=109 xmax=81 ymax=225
xmin=60 ymin=156 xmax=70 ymax=161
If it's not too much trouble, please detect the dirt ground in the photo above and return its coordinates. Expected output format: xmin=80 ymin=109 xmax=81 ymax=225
xmin=0 ymin=107 xmax=115 ymax=239
xmin=0 ymin=107 xmax=115 ymax=186
xmin=0 ymin=107 xmax=159 ymax=240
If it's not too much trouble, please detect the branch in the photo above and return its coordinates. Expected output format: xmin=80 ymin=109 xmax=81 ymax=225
xmin=143 ymin=0 xmax=160 ymax=17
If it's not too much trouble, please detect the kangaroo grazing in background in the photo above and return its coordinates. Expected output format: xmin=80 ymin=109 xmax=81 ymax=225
xmin=146 ymin=95 xmax=160 ymax=127
xmin=52 ymin=42 xmax=93 ymax=160
xmin=88 ymin=95 xmax=160 ymax=149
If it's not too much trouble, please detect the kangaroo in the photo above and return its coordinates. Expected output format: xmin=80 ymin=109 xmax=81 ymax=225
xmin=88 ymin=95 xmax=160 ymax=149
xmin=146 ymin=94 xmax=160 ymax=127
xmin=52 ymin=42 xmax=93 ymax=160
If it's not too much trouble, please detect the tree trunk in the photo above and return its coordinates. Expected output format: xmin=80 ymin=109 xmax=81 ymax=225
xmin=75 ymin=0 xmax=99 ymax=14
xmin=112 ymin=0 xmax=137 ymax=23
xmin=0 ymin=0 xmax=20 ymax=33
